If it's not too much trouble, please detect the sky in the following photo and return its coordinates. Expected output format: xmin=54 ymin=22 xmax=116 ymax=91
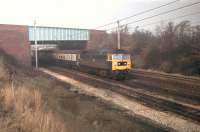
xmin=0 ymin=0 xmax=200 ymax=30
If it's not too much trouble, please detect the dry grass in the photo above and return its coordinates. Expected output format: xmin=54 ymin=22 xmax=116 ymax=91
xmin=0 ymin=84 xmax=66 ymax=132
xmin=0 ymin=51 xmax=66 ymax=132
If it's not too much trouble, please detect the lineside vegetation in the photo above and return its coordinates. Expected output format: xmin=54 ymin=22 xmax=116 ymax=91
xmin=95 ymin=21 xmax=200 ymax=76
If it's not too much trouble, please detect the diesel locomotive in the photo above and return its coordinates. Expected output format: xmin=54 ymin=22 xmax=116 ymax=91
xmin=53 ymin=49 xmax=132 ymax=80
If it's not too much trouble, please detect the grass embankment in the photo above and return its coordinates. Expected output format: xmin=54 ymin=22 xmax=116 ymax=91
xmin=0 ymin=52 xmax=66 ymax=132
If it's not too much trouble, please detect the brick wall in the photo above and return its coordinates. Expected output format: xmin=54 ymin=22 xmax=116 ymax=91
xmin=0 ymin=24 xmax=31 ymax=66
xmin=86 ymin=30 xmax=107 ymax=50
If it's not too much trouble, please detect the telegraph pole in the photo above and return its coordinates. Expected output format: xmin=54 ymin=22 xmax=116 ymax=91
xmin=34 ymin=20 xmax=38 ymax=69
xmin=117 ymin=20 xmax=121 ymax=49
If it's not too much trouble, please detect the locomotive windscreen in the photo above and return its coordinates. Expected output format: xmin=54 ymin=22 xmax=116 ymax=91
xmin=112 ymin=54 xmax=130 ymax=60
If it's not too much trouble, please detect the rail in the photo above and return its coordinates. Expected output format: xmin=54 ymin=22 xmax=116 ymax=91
xmin=131 ymin=69 xmax=200 ymax=86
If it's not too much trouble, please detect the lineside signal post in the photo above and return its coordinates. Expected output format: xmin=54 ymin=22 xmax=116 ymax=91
xmin=117 ymin=20 xmax=121 ymax=49
xmin=34 ymin=20 xmax=38 ymax=69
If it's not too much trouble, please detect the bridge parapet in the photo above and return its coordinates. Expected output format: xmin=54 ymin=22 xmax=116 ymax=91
xmin=28 ymin=26 xmax=90 ymax=41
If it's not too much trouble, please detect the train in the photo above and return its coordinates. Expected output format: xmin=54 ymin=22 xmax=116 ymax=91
xmin=52 ymin=49 xmax=133 ymax=80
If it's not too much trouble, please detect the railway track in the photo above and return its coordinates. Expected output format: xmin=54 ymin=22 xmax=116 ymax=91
xmin=131 ymin=69 xmax=200 ymax=87
xmin=47 ymin=66 xmax=200 ymax=124
xmin=124 ymin=79 xmax=200 ymax=106
xmin=129 ymin=69 xmax=200 ymax=105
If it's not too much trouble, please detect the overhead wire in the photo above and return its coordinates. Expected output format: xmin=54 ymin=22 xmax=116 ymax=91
xmin=106 ymin=1 xmax=200 ymax=31
xmin=95 ymin=0 xmax=180 ymax=29
xmin=127 ymin=11 xmax=200 ymax=30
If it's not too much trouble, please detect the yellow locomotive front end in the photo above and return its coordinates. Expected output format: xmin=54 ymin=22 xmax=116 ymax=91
xmin=111 ymin=54 xmax=132 ymax=71
xmin=107 ymin=50 xmax=132 ymax=79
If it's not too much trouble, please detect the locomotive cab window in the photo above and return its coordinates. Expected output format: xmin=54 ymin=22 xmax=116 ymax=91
xmin=112 ymin=54 xmax=130 ymax=60
xmin=122 ymin=55 xmax=130 ymax=60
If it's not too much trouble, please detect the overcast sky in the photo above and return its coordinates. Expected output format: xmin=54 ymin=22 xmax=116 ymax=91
xmin=0 ymin=0 xmax=199 ymax=30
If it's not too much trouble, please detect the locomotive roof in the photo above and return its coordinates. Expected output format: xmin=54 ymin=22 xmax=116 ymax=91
xmin=54 ymin=49 xmax=129 ymax=54
xmin=54 ymin=50 xmax=81 ymax=54
xmin=82 ymin=49 xmax=129 ymax=53
xmin=110 ymin=49 xmax=129 ymax=54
